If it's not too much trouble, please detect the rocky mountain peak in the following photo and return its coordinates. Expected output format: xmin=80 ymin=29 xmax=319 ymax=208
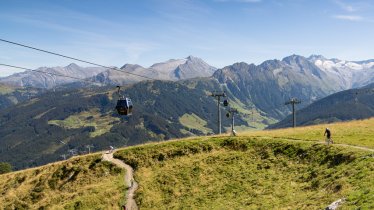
xmin=120 ymin=63 xmax=144 ymax=71
xmin=186 ymin=55 xmax=196 ymax=60
xmin=282 ymin=54 xmax=309 ymax=65
xmin=259 ymin=59 xmax=283 ymax=69
xmin=66 ymin=63 xmax=80 ymax=69
xmin=230 ymin=62 xmax=252 ymax=70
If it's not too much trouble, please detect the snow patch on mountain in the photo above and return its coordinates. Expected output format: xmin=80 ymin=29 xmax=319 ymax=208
xmin=308 ymin=56 xmax=374 ymax=89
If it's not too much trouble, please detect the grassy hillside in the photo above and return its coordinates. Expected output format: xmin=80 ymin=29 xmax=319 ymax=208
xmin=113 ymin=118 xmax=374 ymax=209
xmin=251 ymin=118 xmax=374 ymax=149
xmin=179 ymin=113 xmax=213 ymax=135
xmin=0 ymin=154 xmax=126 ymax=209
xmin=1 ymin=118 xmax=373 ymax=209
xmin=114 ymin=137 xmax=373 ymax=209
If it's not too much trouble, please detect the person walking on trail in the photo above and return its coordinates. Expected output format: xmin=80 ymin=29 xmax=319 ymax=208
xmin=324 ymin=128 xmax=333 ymax=145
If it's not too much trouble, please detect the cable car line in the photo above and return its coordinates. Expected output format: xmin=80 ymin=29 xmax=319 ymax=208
xmin=0 ymin=38 xmax=154 ymax=80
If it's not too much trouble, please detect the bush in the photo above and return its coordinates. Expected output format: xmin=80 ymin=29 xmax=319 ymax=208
xmin=0 ymin=162 xmax=12 ymax=174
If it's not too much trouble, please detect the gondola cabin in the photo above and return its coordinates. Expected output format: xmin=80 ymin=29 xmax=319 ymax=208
xmin=223 ymin=99 xmax=229 ymax=106
xmin=116 ymin=97 xmax=133 ymax=115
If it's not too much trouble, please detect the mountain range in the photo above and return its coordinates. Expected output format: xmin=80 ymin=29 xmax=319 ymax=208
xmin=308 ymin=55 xmax=374 ymax=89
xmin=91 ymin=55 xmax=216 ymax=85
xmin=0 ymin=64 xmax=106 ymax=89
xmin=0 ymin=56 xmax=216 ymax=89
xmin=1 ymin=54 xmax=374 ymax=170
xmin=2 ymin=54 xmax=374 ymax=91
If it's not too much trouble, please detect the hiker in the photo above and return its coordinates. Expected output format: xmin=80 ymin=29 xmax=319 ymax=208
xmin=324 ymin=128 xmax=333 ymax=145
xmin=109 ymin=146 xmax=114 ymax=153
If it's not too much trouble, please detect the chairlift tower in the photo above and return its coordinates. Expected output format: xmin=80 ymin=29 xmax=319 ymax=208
xmin=226 ymin=108 xmax=238 ymax=136
xmin=211 ymin=91 xmax=226 ymax=134
xmin=285 ymin=98 xmax=301 ymax=128
xmin=86 ymin=145 xmax=94 ymax=154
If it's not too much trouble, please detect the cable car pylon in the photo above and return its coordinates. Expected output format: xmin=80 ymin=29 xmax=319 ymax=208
xmin=285 ymin=97 xmax=301 ymax=128
xmin=226 ymin=108 xmax=238 ymax=136
xmin=211 ymin=91 xmax=228 ymax=134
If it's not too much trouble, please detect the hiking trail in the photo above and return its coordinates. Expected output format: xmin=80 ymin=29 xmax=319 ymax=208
xmin=103 ymin=152 xmax=138 ymax=210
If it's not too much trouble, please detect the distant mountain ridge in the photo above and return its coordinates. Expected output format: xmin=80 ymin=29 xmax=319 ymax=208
xmin=1 ymin=54 xmax=373 ymax=91
xmin=0 ymin=56 xmax=217 ymax=88
xmin=0 ymin=63 xmax=106 ymax=89
xmin=92 ymin=56 xmax=217 ymax=85
xmin=308 ymin=55 xmax=374 ymax=89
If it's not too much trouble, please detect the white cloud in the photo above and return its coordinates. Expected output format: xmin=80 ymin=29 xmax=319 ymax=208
xmin=334 ymin=0 xmax=356 ymax=12
xmin=333 ymin=15 xmax=363 ymax=21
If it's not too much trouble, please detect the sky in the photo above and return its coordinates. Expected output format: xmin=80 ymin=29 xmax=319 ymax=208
xmin=1 ymin=0 xmax=374 ymax=77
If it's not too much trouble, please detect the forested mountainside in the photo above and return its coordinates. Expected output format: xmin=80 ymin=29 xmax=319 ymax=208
xmin=0 ymin=84 xmax=44 ymax=110
xmin=269 ymin=83 xmax=374 ymax=129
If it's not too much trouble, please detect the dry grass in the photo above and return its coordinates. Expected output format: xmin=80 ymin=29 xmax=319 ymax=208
xmin=241 ymin=117 xmax=374 ymax=148
xmin=113 ymin=118 xmax=374 ymax=209
xmin=115 ymin=137 xmax=373 ymax=209
xmin=0 ymin=154 xmax=126 ymax=209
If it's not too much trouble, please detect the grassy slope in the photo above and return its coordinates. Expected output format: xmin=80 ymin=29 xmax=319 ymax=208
xmin=114 ymin=118 xmax=374 ymax=209
xmin=250 ymin=117 xmax=374 ymax=149
xmin=179 ymin=113 xmax=213 ymax=134
xmin=48 ymin=108 xmax=120 ymax=138
xmin=0 ymin=84 xmax=15 ymax=95
xmin=0 ymin=154 xmax=126 ymax=209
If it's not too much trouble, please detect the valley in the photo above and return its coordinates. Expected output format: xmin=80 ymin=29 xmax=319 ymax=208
xmin=1 ymin=54 xmax=374 ymax=170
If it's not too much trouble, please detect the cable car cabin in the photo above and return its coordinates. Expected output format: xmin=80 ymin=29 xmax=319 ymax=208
xmin=116 ymin=98 xmax=133 ymax=115
xmin=223 ymin=99 xmax=229 ymax=106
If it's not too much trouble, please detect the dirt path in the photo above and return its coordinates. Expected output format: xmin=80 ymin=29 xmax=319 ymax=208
xmin=102 ymin=152 xmax=138 ymax=210
xmin=333 ymin=143 xmax=374 ymax=152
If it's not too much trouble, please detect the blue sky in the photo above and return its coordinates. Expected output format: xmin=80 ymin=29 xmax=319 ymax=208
xmin=1 ymin=0 xmax=374 ymax=76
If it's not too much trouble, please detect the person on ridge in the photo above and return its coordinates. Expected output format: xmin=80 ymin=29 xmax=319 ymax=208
xmin=324 ymin=128 xmax=333 ymax=145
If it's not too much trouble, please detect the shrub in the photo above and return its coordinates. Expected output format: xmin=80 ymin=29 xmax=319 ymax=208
xmin=0 ymin=162 xmax=12 ymax=174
